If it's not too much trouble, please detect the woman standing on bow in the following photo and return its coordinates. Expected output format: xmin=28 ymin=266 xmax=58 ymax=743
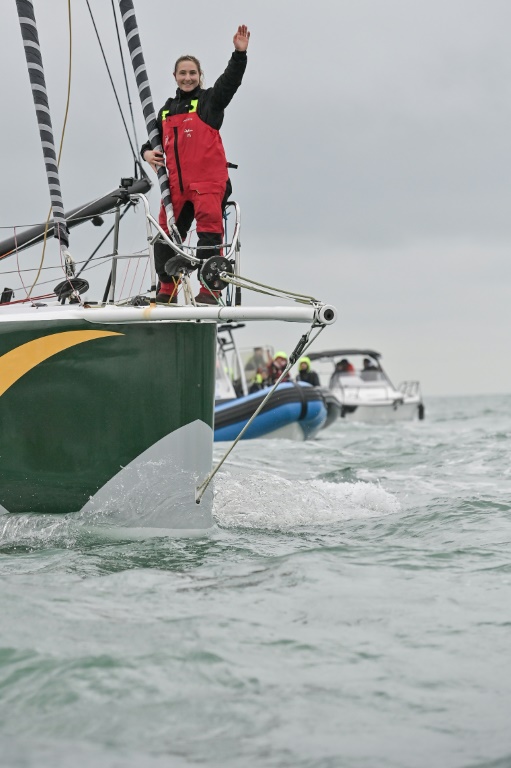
xmin=141 ymin=25 xmax=250 ymax=305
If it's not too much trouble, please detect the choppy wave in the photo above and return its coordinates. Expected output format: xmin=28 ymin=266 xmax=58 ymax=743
xmin=0 ymin=512 xmax=79 ymax=551
xmin=2 ymin=395 xmax=511 ymax=768
xmin=214 ymin=470 xmax=400 ymax=530
xmin=0 ymin=472 xmax=399 ymax=548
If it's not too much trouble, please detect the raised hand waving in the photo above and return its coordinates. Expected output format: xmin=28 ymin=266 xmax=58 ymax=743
xmin=233 ymin=25 xmax=250 ymax=52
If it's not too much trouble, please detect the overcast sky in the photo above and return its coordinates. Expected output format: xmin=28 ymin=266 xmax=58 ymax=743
xmin=2 ymin=0 xmax=510 ymax=396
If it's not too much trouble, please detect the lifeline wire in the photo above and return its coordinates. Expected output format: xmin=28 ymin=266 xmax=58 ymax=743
xmin=195 ymin=323 xmax=326 ymax=503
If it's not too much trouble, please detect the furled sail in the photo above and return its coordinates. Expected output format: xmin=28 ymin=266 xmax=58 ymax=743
xmin=15 ymin=0 xmax=73 ymax=272
xmin=117 ymin=0 xmax=179 ymax=241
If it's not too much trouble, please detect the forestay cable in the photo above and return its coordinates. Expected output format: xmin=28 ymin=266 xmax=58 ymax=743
xmin=117 ymin=0 xmax=180 ymax=240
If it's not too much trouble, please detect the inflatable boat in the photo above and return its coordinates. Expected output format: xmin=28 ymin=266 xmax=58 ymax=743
xmin=214 ymin=381 xmax=327 ymax=441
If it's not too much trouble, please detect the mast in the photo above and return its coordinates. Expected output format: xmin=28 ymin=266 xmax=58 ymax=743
xmin=15 ymin=0 xmax=74 ymax=277
xmin=117 ymin=0 xmax=180 ymax=241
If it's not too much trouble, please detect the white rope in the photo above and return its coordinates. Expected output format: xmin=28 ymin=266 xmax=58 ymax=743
xmin=219 ymin=271 xmax=321 ymax=305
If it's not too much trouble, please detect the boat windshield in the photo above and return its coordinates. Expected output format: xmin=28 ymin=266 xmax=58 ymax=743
xmin=329 ymin=369 xmax=387 ymax=388
xmin=238 ymin=345 xmax=273 ymax=380
xmin=215 ymin=350 xmax=237 ymax=401
xmin=314 ymin=354 xmax=396 ymax=390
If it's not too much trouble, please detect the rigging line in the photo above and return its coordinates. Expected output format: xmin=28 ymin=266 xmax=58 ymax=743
xmin=1 ymin=263 xmax=73 ymax=276
xmin=1 ymin=293 xmax=56 ymax=306
xmin=76 ymin=201 xmax=134 ymax=277
xmin=0 ymin=210 xmax=120 ymax=264
xmin=28 ymin=0 xmax=74 ymax=298
xmin=139 ymin=259 xmax=149 ymax=295
xmin=0 ymin=223 xmax=45 ymax=229
xmin=84 ymin=0 xmax=139 ymax=166
xmin=219 ymin=277 xmax=314 ymax=305
xmin=110 ymin=0 xmax=140 ymax=153
xmin=196 ymin=324 xmax=327 ymax=503
xmin=220 ymin=272 xmax=320 ymax=303
xmin=14 ymin=229 xmax=31 ymax=302
xmin=127 ymin=256 xmax=142 ymax=298
xmin=118 ymin=253 xmax=131 ymax=299
xmin=24 ymin=255 xmax=112 ymax=292
xmin=0 ymin=209 xmax=119 ymax=235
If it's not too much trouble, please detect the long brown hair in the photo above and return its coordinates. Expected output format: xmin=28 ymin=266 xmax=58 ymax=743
xmin=173 ymin=55 xmax=204 ymax=88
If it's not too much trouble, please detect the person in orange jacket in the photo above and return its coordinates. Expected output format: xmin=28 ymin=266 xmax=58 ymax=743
xmin=267 ymin=351 xmax=291 ymax=385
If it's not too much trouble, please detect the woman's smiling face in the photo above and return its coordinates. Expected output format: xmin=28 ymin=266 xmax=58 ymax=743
xmin=174 ymin=59 xmax=200 ymax=92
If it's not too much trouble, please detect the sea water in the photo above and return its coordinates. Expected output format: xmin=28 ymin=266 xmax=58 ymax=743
xmin=1 ymin=395 xmax=510 ymax=768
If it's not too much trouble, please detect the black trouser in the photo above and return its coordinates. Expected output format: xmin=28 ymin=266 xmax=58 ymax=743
xmin=155 ymin=180 xmax=232 ymax=283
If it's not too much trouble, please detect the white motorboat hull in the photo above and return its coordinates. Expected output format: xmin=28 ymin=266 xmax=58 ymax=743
xmin=339 ymin=398 xmax=422 ymax=423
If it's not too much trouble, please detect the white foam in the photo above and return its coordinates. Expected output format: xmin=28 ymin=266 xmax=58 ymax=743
xmin=0 ymin=473 xmax=400 ymax=546
xmin=213 ymin=470 xmax=400 ymax=530
xmin=0 ymin=512 xmax=210 ymax=548
xmin=0 ymin=512 xmax=78 ymax=549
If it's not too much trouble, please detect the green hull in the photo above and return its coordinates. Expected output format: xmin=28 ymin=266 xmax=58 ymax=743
xmin=0 ymin=314 xmax=216 ymax=527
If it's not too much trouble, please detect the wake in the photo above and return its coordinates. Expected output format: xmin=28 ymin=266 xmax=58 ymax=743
xmin=213 ymin=470 xmax=400 ymax=530
xmin=0 ymin=470 xmax=401 ymax=546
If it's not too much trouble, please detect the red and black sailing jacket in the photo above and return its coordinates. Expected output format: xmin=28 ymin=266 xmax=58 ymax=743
xmin=140 ymin=50 xmax=247 ymax=194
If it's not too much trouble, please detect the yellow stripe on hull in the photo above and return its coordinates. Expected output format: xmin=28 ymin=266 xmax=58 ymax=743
xmin=0 ymin=330 xmax=122 ymax=397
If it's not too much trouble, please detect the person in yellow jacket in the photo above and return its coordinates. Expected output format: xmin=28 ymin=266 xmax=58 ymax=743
xmin=248 ymin=370 xmax=265 ymax=394
xmin=297 ymin=356 xmax=320 ymax=386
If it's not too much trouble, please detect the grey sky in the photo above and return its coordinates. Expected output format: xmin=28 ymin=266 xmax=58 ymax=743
xmin=2 ymin=0 xmax=510 ymax=395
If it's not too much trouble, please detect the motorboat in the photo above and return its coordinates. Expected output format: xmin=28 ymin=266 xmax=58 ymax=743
xmin=308 ymin=349 xmax=424 ymax=422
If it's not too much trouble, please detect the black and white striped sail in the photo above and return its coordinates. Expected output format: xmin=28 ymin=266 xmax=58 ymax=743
xmin=15 ymin=0 xmax=70 ymax=253
xmin=118 ymin=0 xmax=177 ymax=235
